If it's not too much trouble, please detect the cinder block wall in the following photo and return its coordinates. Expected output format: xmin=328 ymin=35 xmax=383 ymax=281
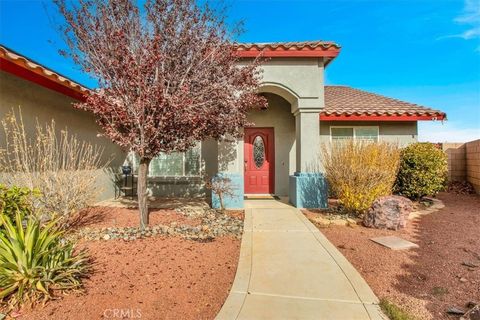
xmin=442 ymin=140 xmax=480 ymax=194
xmin=442 ymin=143 xmax=467 ymax=182
xmin=466 ymin=139 xmax=480 ymax=193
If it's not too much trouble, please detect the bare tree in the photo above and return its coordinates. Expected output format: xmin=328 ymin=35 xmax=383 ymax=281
xmin=55 ymin=0 xmax=266 ymax=229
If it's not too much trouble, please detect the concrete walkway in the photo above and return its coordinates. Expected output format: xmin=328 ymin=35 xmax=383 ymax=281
xmin=216 ymin=200 xmax=385 ymax=320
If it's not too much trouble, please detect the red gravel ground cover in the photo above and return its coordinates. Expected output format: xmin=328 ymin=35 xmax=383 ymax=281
xmin=69 ymin=206 xmax=203 ymax=229
xmin=15 ymin=208 xmax=242 ymax=320
xmin=306 ymin=192 xmax=480 ymax=320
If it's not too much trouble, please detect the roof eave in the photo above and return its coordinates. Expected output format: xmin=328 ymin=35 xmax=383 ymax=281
xmin=320 ymin=113 xmax=447 ymax=121
xmin=0 ymin=45 xmax=88 ymax=102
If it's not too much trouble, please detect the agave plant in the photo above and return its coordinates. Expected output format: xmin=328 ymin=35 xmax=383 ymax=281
xmin=0 ymin=210 xmax=88 ymax=306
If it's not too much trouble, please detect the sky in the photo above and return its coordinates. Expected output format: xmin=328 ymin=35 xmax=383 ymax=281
xmin=0 ymin=0 xmax=479 ymax=142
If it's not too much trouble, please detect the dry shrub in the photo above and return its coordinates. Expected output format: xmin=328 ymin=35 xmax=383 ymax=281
xmin=321 ymin=140 xmax=400 ymax=216
xmin=0 ymin=109 xmax=108 ymax=221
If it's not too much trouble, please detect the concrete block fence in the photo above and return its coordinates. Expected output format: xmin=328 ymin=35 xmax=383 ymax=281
xmin=442 ymin=139 xmax=480 ymax=194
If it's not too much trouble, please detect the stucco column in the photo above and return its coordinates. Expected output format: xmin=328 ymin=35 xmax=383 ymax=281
xmin=289 ymin=107 xmax=328 ymax=208
xmin=210 ymin=135 xmax=244 ymax=209
xmin=294 ymin=109 xmax=322 ymax=172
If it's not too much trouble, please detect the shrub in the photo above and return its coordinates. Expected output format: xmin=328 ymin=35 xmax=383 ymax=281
xmin=321 ymin=140 xmax=400 ymax=216
xmin=0 ymin=210 xmax=88 ymax=307
xmin=0 ymin=109 xmax=108 ymax=222
xmin=394 ymin=143 xmax=447 ymax=200
xmin=0 ymin=185 xmax=38 ymax=220
xmin=379 ymin=299 xmax=418 ymax=320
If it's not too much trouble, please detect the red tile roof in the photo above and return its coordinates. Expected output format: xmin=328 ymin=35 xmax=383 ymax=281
xmin=0 ymin=45 xmax=87 ymax=100
xmin=234 ymin=41 xmax=341 ymax=64
xmin=322 ymin=86 xmax=446 ymax=121
xmin=0 ymin=45 xmax=446 ymax=121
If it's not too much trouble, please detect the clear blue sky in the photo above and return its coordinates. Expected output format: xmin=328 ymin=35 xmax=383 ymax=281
xmin=1 ymin=0 xmax=479 ymax=142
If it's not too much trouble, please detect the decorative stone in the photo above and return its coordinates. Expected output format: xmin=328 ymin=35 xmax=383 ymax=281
xmin=448 ymin=307 xmax=466 ymax=315
xmin=363 ymin=195 xmax=413 ymax=230
xmin=461 ymin=305 xmax=480 ymax=320
xmin=370 ymin=236 xmax=419 ymax=250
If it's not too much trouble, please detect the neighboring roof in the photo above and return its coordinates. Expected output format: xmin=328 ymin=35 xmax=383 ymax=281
xmin=322 ymin=85 xmax=446 ymax=121
xmin=0 ymin=44 xmax=88 ymax=101
xmin=234 ymin=41 xmax=341 ymax=65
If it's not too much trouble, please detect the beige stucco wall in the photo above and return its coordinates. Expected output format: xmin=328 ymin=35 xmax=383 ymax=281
xmin=247 ymin=93 xmax=296 ymax=196
xmin=0 ymin=70 xmax=125 ymax=201
xmin=320 ymin=121 xmax=418 ymax=147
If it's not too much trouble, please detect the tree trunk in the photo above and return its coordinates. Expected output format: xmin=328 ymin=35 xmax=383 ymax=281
xmin=138 ymin=157 xmax=151 ymax=230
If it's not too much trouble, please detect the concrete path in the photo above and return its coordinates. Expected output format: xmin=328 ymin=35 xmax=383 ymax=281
xmin=216 ymin=200 xmax=385 ymax=320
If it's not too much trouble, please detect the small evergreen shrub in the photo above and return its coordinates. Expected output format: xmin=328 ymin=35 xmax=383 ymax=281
xmin=395 ymin=143 xmax=447 ymax=200
xmin=0 ymin=187 xmax=88 ymax=307
xmin=0 ymin=185 xmax=37 ymax=220
xmin=321 ymin=140 xmax=401 ymax=216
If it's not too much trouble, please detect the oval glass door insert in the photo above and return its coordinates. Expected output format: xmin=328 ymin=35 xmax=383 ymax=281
xmin=253 ymin=136 xmax=265 ymax=168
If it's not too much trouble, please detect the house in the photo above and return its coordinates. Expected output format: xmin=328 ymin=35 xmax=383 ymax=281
xmin=0 ymin=42 xmax=446 ymax=208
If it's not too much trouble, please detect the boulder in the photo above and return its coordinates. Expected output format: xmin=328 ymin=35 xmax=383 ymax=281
xmin=363 ymin=195 xmax=413 ymax=230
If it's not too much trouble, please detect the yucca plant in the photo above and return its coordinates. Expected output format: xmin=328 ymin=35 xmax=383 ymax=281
xmin=0 ymin=210 xmax=88 ymax=307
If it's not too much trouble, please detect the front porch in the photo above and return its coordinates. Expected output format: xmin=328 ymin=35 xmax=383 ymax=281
xmin=210 ymin=57 xmax=331 ymax=209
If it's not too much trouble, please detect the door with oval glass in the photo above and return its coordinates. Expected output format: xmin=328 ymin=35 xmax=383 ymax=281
xmin=244 ymin=127 xmax=274 ymax=194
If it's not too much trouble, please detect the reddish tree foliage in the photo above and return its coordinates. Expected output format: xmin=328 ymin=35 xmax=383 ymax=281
xmin=55 ymin=0 xmax=266 ymax=228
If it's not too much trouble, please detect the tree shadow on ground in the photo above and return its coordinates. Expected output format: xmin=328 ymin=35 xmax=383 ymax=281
xmin=391 ymin=193 xmax=480 ymax=319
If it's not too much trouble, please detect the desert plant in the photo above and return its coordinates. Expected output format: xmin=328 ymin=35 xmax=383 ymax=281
xmin=205 ymin=175 xmax=237 ymax=211
xmin=0 ymin=209 xmax=88 ymax=307
xmin=0 ymin=109 xmax=108 ymax=221
xmin=321 ymin=140 xmax=401 ymax=216
xmin=0 ymin=185 xmax=38 ymax=220
xmin=394 ymin=143 xmax=448 ymax=200
xmin=379 ymin=299 xmax=418 ymax=320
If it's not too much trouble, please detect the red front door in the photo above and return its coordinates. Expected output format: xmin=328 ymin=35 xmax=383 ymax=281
xmin=244 ymin=128 xmax=274 ymax=194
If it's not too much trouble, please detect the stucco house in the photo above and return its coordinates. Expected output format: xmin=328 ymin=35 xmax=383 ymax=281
xmin=0 ymin=42 xmax=446 ymax=208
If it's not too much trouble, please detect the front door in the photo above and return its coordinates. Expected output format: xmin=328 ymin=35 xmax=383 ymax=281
xmin=244 ymin=128 xmax=274 ymax=194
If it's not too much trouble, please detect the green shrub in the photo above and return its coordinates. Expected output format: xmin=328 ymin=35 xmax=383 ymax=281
xmin=380 ymin=299 xmax=418 ymax=320
xmin=395 ymin=143 xmax=447 ymax=200
xmin=321 ymin=140 xmax=401 ymax=216
xmin=0 ymin=210 xmax=88 ymax=307
xmin=0 ymin=185 xmax=37 ymax=220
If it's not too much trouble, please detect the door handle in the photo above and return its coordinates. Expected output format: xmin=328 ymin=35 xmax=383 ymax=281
xmin=244 ymin=160 xmax=247 ymax=171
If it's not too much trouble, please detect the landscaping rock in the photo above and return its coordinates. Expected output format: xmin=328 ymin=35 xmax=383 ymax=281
xmin=461 ymin=305 xmax=480 ymax=320
xmin=462 ymin=262 xmax=479 ymax=268
xmin=447 ymin=307 xmax=466 ymax=315
xmin=363 ymin=195 xmax=413 ymax=230
xmin=77 ymin=207 xmax=244 ymax=242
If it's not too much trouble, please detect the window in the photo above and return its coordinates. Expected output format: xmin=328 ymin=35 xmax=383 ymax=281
xmin=126 ymin=144 xmax=201 ymax=177
xmin=331 ymin=126 xmax=379 ymax=142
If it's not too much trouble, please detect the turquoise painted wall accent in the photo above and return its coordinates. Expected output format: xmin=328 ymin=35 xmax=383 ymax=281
xmin=289 ymin=172 xmax=328 ymax=208
xmin=211 ymin=173 xmax=244 ymax=209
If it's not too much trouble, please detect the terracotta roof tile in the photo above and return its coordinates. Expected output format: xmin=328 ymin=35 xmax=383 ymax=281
xmin=235 ymin=41 xmax=341 ymax=50
xmin=0 ymin=45 xmax=88 ymax=95
xmin=324 ymin=85 xmax=446 ymax=118
xmin=234 ymin=41 xmax=341 ymax=63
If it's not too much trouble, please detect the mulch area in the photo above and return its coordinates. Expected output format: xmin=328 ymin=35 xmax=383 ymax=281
xmin=13 ymin=207 xmax=242 ymax=320
xmin=306 ymin=192 xmax=480 ymax=320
